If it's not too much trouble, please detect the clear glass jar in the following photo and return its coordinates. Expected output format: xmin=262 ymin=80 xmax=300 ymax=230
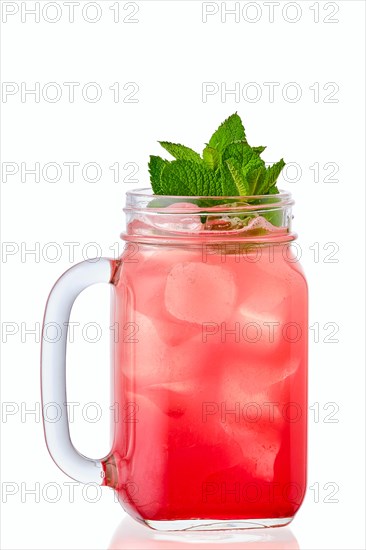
xmin=41 ymin=190 xmax=308 ymax=531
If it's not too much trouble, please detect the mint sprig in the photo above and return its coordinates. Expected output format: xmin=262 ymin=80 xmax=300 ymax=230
xmin=148 ymin=113 xmax=285 ymax=197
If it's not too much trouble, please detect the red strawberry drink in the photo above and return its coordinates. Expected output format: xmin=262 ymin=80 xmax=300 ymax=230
xmin=104 ymin=196 xmax=307 ymax=529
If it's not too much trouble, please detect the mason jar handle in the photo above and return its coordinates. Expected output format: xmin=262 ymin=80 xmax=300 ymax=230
xmin=41 ymin=258 xmax=113 ymax=484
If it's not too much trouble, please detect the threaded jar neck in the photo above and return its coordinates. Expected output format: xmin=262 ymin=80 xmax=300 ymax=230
xmin=122 ymin=188 xmax=296 ymax=245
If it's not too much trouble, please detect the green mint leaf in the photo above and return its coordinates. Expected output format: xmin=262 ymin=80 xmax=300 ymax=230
xmin=220 ymin=164 xmax=240 ymax=196
xmin=225 ymin=158 xmax=249 ymax=195
xmin=159 ymin=142 xmax=202 ymax=163
xmin=203 ymin=146 xmax=220 ymax=170
xmin=148 ymin=155 xmax=168 ymax=195
xmin=261 ymin=159 xmax=286 ymax=194
xmin=222 ymin=141 xmax=262 ymax=173
xmin=250 ymin=196 xmax=283 ymax=226
xmin=221 ymin=141 xmax=267 ymax=196
xmin=248 ymin=166 xmax=267 ymax=194
xmin=161 ymin=160 xmax=222 ymax=196
xmin=252 ymin=146 xmax=266 ymax=155
xmin=208 ymin=113 xmax=246 ymax=153
xmin=242 ymin=158 xmax=267 ymax=194
xmin=264 ymin=209 xmax=282 ymax=226
xmin=268 ymin=184 xmax=279 ymax=194
xmin=222 ymin=140 xmax=249 ymax=164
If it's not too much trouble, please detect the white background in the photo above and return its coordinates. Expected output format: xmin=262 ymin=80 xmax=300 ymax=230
xmin=1 ymin=1 xmax=365 ymax=549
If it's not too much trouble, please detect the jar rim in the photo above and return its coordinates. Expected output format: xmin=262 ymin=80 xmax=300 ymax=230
xmin=125 ymin=187 xmax=293 ymax=213
xmin=123 ymin=188 xmax=296 ymax=244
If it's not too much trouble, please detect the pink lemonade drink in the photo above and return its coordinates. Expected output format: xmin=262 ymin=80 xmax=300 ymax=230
xmin=103 ymin=194 xmax=308 ymax=529
xmin=41 ymin=114 xmax=308 ymax=531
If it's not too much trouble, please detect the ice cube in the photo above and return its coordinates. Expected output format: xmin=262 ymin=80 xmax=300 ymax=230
xmin=124 ymin=247 xmax=203 ymax=345
xmin=232 ymin=425 xmax=281 ymax=482
xmin=123 ymin=312 xmax=199 ymax=388
xmin=216 ymin=387 xmax=283 ymax=482
xmin=164 ymin=262 xmax=237 ymax=324
xmin=126 ymin=312 xmax=216 ymax=391
xmin=237 ymin=266 xmax=287 ymax=320
xmin=232 ymin=261 xmax=292 ymax=359
xmin=212 ymin=335 xmax=300 ymax=394
xmin=151 ymin=316 xmax=202 ymax=347
xmin=139 ymin=202 xmax=203 ymax=234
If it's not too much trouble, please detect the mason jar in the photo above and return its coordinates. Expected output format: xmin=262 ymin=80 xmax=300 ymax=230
xmin=41 ymin=189 xmax=308 ymax=531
